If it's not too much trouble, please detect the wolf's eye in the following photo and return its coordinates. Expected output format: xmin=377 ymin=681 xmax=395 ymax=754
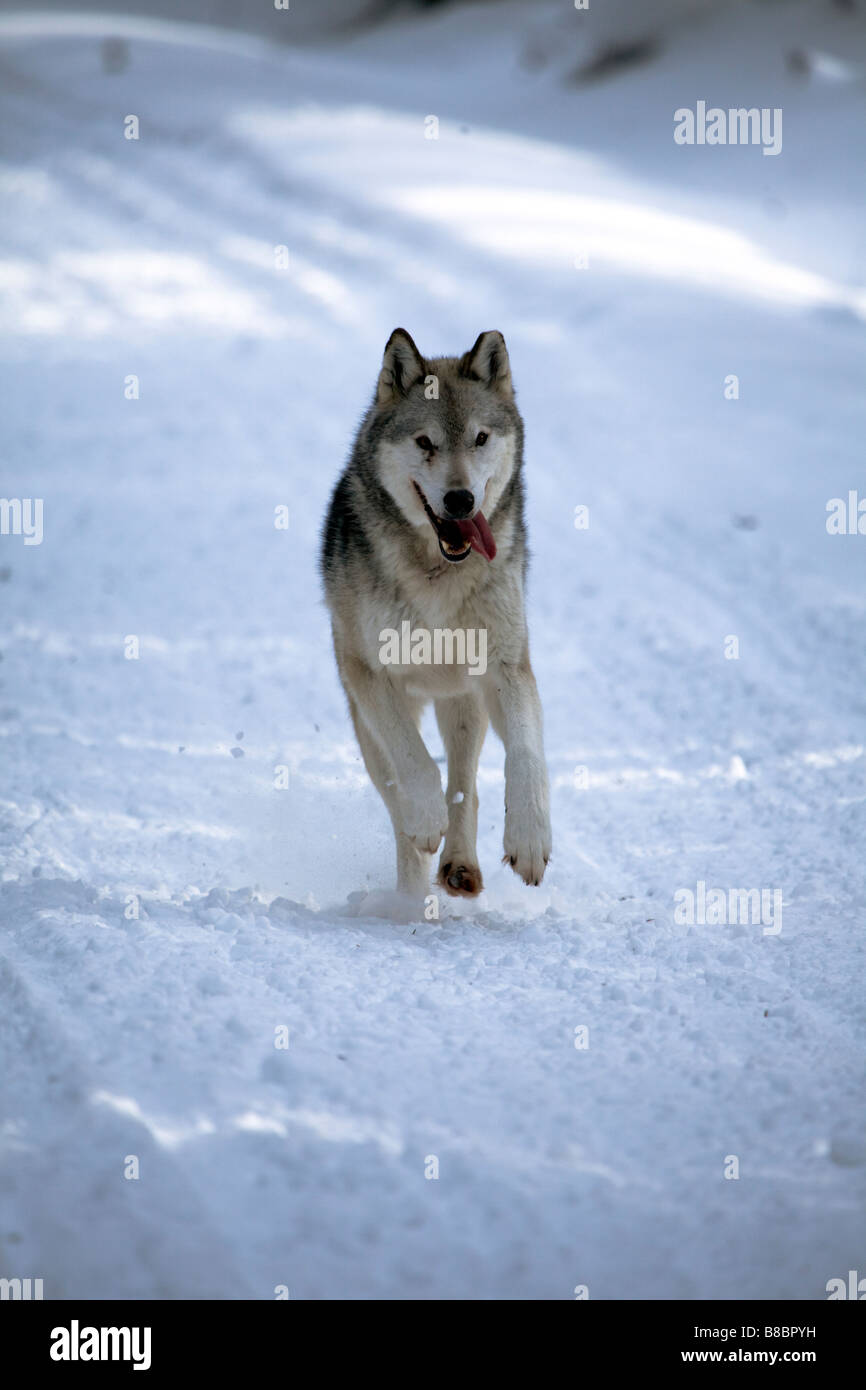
xmin=475 ymin=431 xmax=489 ymax=447
xmin=415 ymin=435 xmax=434 ymax=452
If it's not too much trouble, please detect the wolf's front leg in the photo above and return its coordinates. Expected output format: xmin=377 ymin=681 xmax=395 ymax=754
xmin=345 ymin=656 xmax=448 ymax=856
xmin=484 ymin=661 xmax=552 ymax=886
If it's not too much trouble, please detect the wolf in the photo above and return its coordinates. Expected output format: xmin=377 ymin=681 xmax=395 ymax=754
xmin=321 ymin=328 xmax=551 ymax=912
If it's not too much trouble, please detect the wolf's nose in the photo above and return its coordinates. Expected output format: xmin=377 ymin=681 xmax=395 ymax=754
xmin=443 ymin=489 xmax=474 ymax=519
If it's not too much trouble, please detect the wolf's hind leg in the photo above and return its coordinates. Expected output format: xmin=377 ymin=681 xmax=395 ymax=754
xmin=434 ymin=691 xmax=488 ymax=898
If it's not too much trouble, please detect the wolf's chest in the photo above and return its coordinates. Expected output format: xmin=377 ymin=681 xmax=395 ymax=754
xmin=357 ymin=577 xmax=491 ymax=691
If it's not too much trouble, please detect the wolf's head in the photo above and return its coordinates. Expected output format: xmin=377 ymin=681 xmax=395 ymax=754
xmin=370 ymin=328 xmax=522 ymax=564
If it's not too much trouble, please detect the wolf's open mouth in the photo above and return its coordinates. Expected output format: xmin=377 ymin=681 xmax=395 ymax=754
xmin=413 ymin=483 xmax=497 ymax=564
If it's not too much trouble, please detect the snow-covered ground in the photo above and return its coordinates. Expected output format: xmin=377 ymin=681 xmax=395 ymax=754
xmin=0 ymin=1 xmax=864 ymax=1299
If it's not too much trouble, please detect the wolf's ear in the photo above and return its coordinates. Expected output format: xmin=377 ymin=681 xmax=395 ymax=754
xmin=459 ymin=330 xmax=513 ymax=398
xmin=377 ymin=328 xmax=426 ymax=405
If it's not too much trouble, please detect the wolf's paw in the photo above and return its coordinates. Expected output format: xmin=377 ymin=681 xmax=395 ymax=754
xmin=438 ymin=859 xmax=484 ymax=898
xmin=400 ymin=786 xmax=448 ymax=855
xmin=503 ymin=807 xmax=551 ymax=887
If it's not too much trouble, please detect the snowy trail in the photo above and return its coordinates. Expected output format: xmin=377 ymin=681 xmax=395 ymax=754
xmin=1 ymin=3 xmax=865 ymax=1298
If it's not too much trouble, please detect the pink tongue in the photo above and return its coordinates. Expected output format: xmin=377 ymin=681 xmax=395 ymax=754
xmin=455 ymin=510 xmax=496 ymax=561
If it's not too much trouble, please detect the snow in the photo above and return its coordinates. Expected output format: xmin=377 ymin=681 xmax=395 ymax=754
xmin=0 ymin=1 xmax=864 ymax=1299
